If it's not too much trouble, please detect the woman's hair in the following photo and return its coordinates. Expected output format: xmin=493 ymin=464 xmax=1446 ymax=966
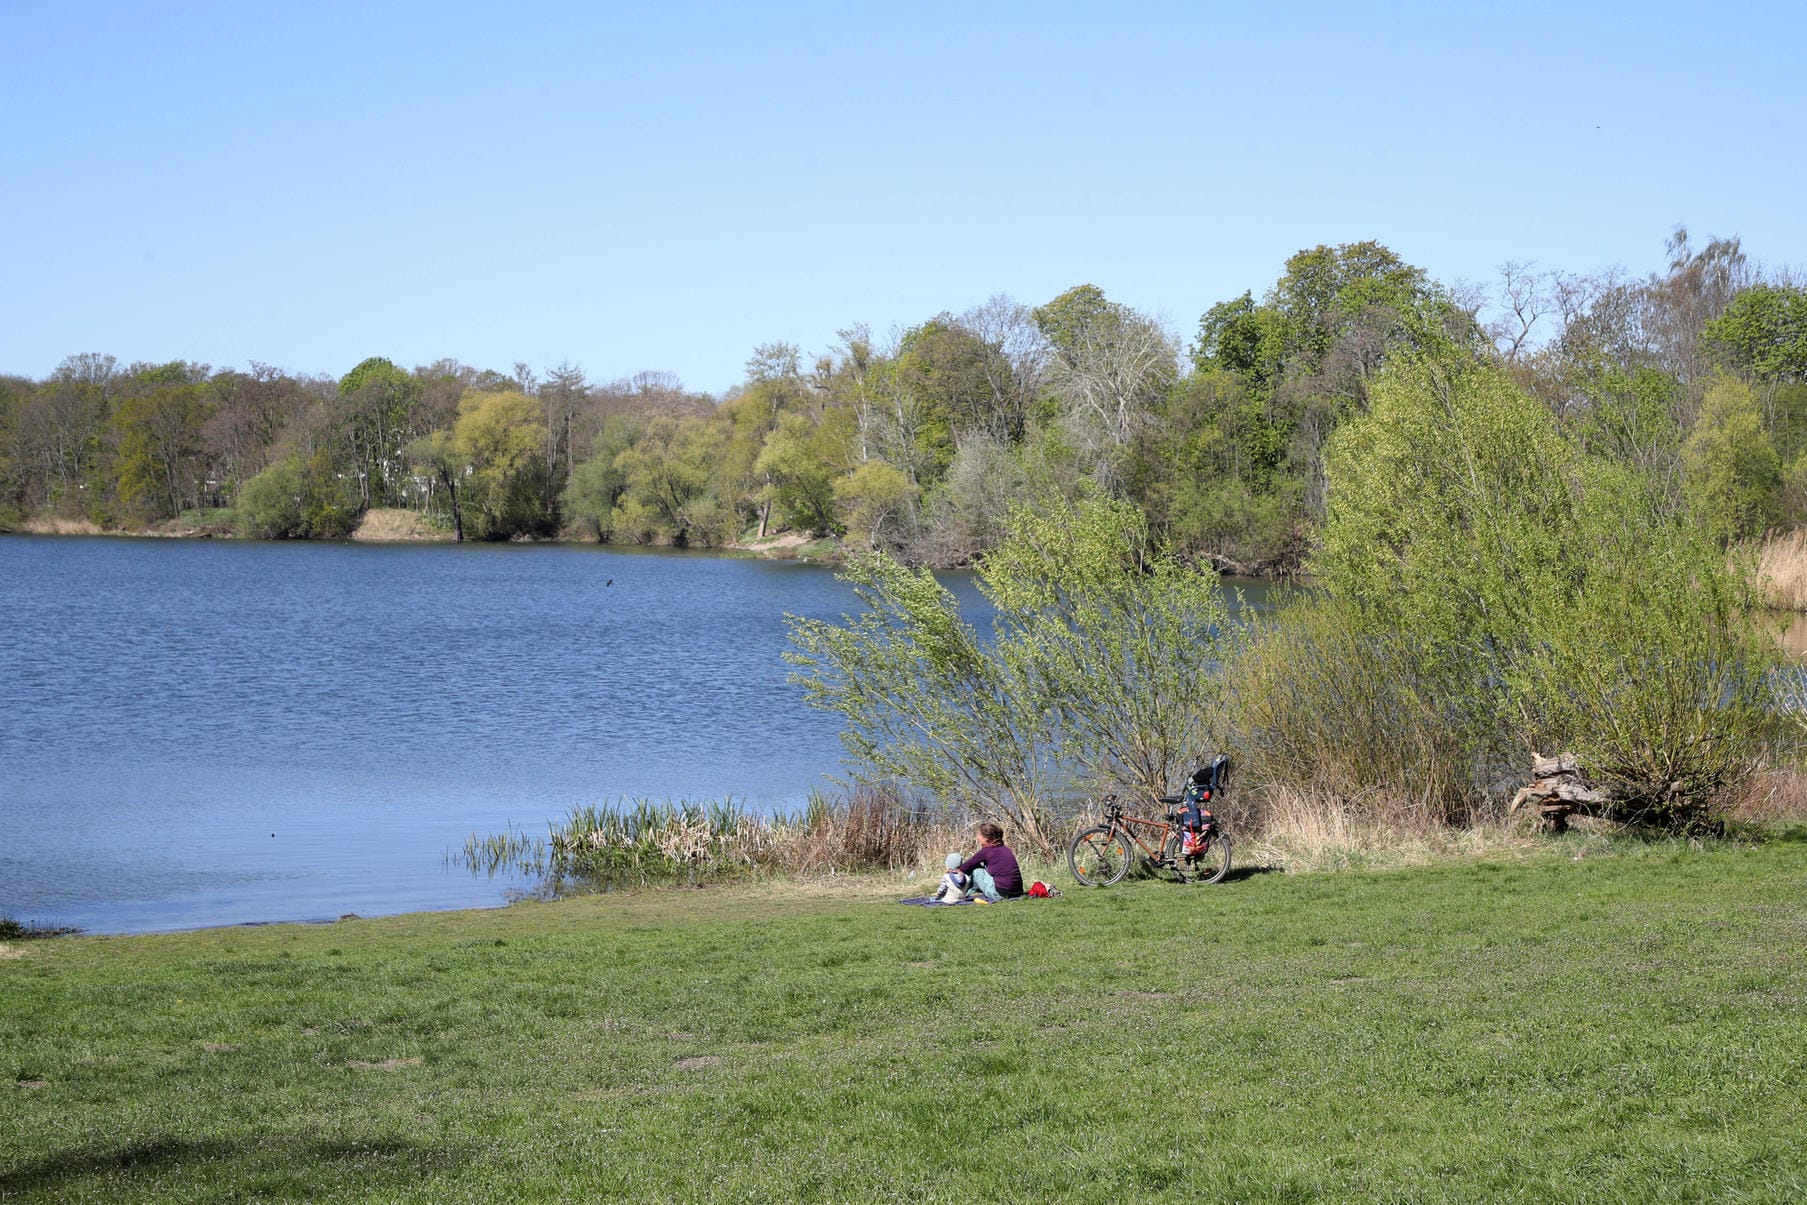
xmin=977 ymin=821 xmax=1005 ymax=844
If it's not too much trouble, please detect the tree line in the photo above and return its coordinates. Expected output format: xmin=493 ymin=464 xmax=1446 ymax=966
xmin=3 ymin=227 xmax=1803 ymax=567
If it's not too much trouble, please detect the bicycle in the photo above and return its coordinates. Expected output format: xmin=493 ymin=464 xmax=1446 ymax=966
xmin=1067 ymin=760 xmax=1233 ymax=886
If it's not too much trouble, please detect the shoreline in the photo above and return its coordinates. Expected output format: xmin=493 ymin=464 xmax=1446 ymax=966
xmin=6 ymin=509 xmax=846 ymax=564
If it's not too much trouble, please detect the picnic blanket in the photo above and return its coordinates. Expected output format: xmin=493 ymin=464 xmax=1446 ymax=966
xmin=898 ymin=896 xmax=977 ymax=906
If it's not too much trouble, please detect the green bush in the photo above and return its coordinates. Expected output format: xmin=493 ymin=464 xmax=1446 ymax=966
xmin=1276 ymin=338 xmax=1782 ymax=825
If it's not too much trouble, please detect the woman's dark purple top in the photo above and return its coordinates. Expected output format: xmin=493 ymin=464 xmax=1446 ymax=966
xmin=958 ymin=844 xmax=1023 ymax=896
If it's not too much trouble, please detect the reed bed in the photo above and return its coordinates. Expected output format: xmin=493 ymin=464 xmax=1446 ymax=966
xmin=1756 ymin=527 xmax=1807 ymax=611
xmin=456 ymin=786 xmax=973 ymax=893
xmin=1713 ymin=765 xmax=1807 ymax=829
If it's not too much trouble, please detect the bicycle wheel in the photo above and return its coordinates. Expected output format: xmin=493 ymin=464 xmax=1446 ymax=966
xmin=1164 ymin=830 xmax=1232 ymax=885
xmin=1194 ymin=831 xmax=1232 ymax=884
xmin=1068 ymin=826 xmax=1132 ymax=886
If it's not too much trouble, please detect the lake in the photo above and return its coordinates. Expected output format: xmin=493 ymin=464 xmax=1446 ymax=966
xmin=0 ymin=537 xmax=937 ymax=934
xmin=0 ymin=535 xmax=1275 ymax=935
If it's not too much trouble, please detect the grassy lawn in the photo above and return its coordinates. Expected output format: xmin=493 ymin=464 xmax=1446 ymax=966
xmin=3 ymin=841 xmax=1806 ymax=1202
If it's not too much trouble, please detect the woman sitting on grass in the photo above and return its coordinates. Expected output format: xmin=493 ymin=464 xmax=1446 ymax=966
xmin=957 ymin=822 xmax=1023 ymax=901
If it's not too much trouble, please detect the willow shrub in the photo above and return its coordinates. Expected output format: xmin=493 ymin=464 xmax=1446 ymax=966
xmin=786 ymin=495 xmax=1232 ymax=852
xmin=1228 ymin=598 xmax=1476 ymax=833
xmin=1264 ymin=341 xmax=1783 ymax=826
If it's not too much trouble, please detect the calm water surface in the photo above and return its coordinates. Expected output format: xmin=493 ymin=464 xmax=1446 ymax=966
xmin=0 ymin=536 xmax=982 ymax=934
xmin=1 ymin=536 xmax=1275 ymax=935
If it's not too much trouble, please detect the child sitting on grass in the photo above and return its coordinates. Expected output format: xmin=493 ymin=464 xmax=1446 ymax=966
xmin=930 ymin=853 xmax=970 ymax=904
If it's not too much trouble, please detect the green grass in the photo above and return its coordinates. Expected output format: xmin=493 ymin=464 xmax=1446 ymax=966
xmin=4 ymin=843 xmax=1807 ymax=1201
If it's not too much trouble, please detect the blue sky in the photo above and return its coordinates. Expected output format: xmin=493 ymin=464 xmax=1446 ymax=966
xmin=4 ymin=0 xmax=1803 ymax=393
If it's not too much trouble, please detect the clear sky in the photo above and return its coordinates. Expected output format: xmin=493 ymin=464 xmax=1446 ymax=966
xmin=4 ymin=0 xmax=1803 ymax=394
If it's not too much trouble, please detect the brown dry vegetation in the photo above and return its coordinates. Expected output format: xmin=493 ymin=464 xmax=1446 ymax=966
xmin=1756 ymin=527 xmax=1807 ymax=611
xmin=349 ymin=507 xmax=453 ymax=543
xmin=1713 ymin=766 xmax=1807 ymax=827
xmin=1756 ymin=529 xmax=1807 ymax=609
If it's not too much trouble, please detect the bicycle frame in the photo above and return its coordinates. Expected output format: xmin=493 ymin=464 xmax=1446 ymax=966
xmin=1105 ymin=808 xmax=1177 ymax=862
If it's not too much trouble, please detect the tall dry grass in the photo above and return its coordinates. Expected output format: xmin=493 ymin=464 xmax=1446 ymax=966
xmin=1755 ymin=528 xmax=1807 ymax=612
xmin=1239 ymin=783 xmax=1537 ymax=871
xmin=1713 ymin=766 xmax=1807 ymax=828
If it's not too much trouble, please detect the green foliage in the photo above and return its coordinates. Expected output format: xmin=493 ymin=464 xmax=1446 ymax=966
xmin=1303 ymin=344 xmax=1779 ymax=819
xmin=980 ymin=497 xmax=1233 ymax=802
xmin=337 ymin=356 xmax=412 ymax=398
xmin=1563 ymin=358 xmax=1686 ymax=493
xmin=559 ymin=416 xmax=642 ymax=539
xmin=890 ymin=317 xmax=1014 ymax=476
xmin=787 ymin=495 xmax=1231 ymax=850
xmin=1030 ymin=283 xmax=1114 ymax=362
xmin=108 ymin=383 xmax=211 ymax=522
xmin=754 ymin=412 xmax=843 ymax=537
xmin=451 ymin=390 xmax=551 ymax=540
xmin=1682 ymin=373 xmax=1781 ymax=545
xmin=235 ymin=451 xmax=357 ymax=539
xmin=335 ymin=356 xmax=426 ymax=508
xmin=611 ymin=416 xmax=729 ymax=545
xmin=1162 ymin=242 xmax=1460 ymax=572
xmin=833 ymin=458 xmax=916 ymax=552
xmin=1701 ymin=283 xmax=1807 ymax=384
xmin=788 ymin=548 xmax=1055 ymax=845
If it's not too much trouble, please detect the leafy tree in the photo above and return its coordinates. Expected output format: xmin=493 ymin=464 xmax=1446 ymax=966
xmin=451 ymin=390 xmax=551 ymax=540
xmin=110 ymin=381 xmax=211 ymax=521
xmin=720 ymin=345 xmax=811 ymax=535
xmin=409 ymin=429 xmax=467 ymax=541
xmin=612 ymin=416 xmax=729 ymax=545
xmin=1681 ymin=373 xmax=1781 ymax=545
xmin=0 ymin=375 xmax=30 ymax=526
xmin=754 ymin=412 xmax=845 ymax=537
xmin=787 ymin=495 xmax=1232 ymax=851
xmin=833 ymin=459 xmax=916 ymax=552
xmin=1168 ymin=243 xmax=1458 ymax=570
xmin=336 ymin=356 xmax=424 ymax=509
xmin=1703 ymin=284 xmax=1807 ymax=385
xmin=888 ymin=316 xmax=1018 ymax=477
xmin=235 ymin=449 xmax=357 ymax=539
xmin=560 ymin=414 xmax=643 ymax=540
xmin=18 ymin=354 xmax=118 ymax=513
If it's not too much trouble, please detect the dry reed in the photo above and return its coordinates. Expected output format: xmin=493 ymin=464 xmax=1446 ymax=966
xmin=1240 ymin=783 xmax=1535 ymax=872
xmin=1714 ymin=767 xmax=1807 ymax=827
xmin=1755 ymin=528 xmax=1807 ymax=612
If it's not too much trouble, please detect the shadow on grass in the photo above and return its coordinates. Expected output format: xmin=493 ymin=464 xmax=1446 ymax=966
xmin=0 ymin=1134 xmax=472 ymax=1197
xmin=1220 ymin=865 xmax=1279 ymax=884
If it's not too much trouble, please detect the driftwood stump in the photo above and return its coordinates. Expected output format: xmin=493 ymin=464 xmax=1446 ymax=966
xmin=1509 ymin=753 xmax=1607 ymax=832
